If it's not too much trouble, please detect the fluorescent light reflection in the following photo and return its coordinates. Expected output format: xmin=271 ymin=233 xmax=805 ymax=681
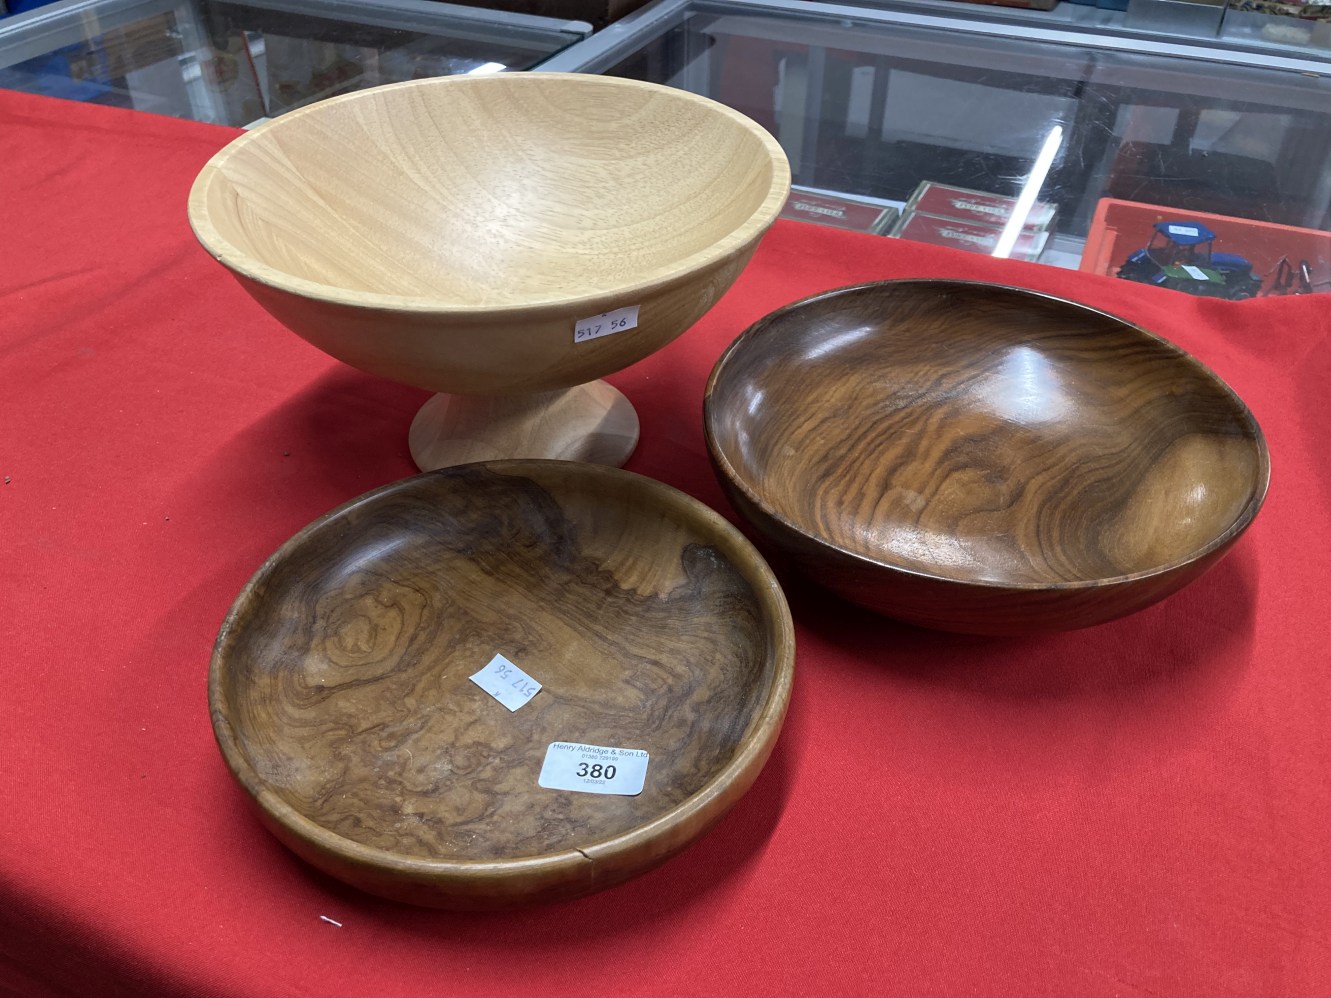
xmin=992 ymin=124 xmax=1063 ymax=260
xmin=468 ymin=62 xmax=507 ymax=75
xmin=985 ymin=345 xmax=1070 ymax=425
xmin=872 ymin=523 xmax=981 ymax=574
xmin=801 ymin=324 xmax=878 ymax=362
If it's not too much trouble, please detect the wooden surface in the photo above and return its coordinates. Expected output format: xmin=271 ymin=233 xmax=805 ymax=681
xmin=209 ymin=462 xmax=795 ymax=908
xmin=187 ymin=73 xmax=790 ymax=398
xmin=408 ymin=381 xmax=639 ymax=471
xmin=705 ymin=280 xmax=1270 ymax=634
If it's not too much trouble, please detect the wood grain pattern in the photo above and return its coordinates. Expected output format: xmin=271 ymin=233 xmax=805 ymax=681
xmin=705 ymin=280 xmax=1270 ymax=634
xmin=407 ymin=381 xmax=639 ymax=471
xmin=187 ymin=73 xmax=789 ymax=401
xmin=210 ymin=462 xmax=794 ymax=908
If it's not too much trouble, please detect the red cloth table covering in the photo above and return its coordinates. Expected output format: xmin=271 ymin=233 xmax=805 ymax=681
xmin=1 ymin=89 xmax=1328 ymax=997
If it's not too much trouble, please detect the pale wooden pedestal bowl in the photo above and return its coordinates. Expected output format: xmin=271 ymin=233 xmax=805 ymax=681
xmin=704 ymin=280 xmax=1270 ymax=635
xmin=188 ymin=73 xmax=789 ymax=470
xmin=209 ymin=461 xmax=795 ymax=908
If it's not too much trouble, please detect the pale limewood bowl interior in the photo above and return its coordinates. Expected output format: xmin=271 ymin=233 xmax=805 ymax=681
xmin=705 ymin=280 xmax=1270 ymax=635
xmin=187 ymin=73 xmax=790 ymax=398
xmin=209 ymin=461 xmax=795 ymax=909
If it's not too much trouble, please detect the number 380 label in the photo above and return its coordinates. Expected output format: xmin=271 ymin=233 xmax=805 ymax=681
xmin=574 ymin=305 xmax=640 ymax=343
xmin=538 ymin=742 xmax=649 ymax=796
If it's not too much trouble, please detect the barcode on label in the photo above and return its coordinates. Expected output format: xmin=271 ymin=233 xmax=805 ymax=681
xmin=574 ymin=305 xmax=639 ymax=343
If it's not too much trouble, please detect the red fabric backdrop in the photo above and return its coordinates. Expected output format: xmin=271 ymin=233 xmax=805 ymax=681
xmin=1 ymin=89 xmax=1328 ymax=997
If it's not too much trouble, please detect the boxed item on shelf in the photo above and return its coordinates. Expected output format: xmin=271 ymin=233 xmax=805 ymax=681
xmin=904 ymin=180 xmax=1057 ymax=234
xmin=1228 ymin=0 xmax=1331 ymax=18
xmin=1081 ymin=197 xmax=1331 ymax=298
xmin=457 ymin=0 xmax=650 ymax=27
xmin=779 ymin=187 xmax=899 ymax=234
xmin=941 ymin=0 xmax=1059 ymax=9
xmin=891 ymin=211 xmax=1048 ymax=262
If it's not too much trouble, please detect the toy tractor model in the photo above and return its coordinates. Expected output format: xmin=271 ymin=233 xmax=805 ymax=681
xmin=1116 ymin=221 xmax=1264 ymax=299
xmin=1264 ymin=256 xmax=1315 ymax=296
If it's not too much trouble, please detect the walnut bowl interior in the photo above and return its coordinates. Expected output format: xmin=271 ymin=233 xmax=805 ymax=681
xmin=209 ymin=461 xmax=794 ymax=909
xmin=704 ymin=280 xmax=1270 ymax=635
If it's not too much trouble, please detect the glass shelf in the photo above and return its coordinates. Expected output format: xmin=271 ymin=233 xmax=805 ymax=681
xmin=543 ymin=0 xmax=1331 ymax=294
xmin=0 ymin=0 xmax=591 ymax=126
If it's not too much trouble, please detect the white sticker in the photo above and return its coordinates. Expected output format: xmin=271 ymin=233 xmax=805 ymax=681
xmin=1180 ymin=265 xmax=1209 ymax=280
xmin=574 ymin=305 xmax=639 ymax=343
xmin=469 ymin=654 xmax=542 ymax=712
xmin=1167 ymin=225 xmax=1200 ymax=237
xmin=538 ymin=742 xmax=649 ymax=796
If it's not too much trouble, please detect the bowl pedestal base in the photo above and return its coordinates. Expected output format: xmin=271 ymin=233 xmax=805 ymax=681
xmin=408 ymin=380 xmax=639 ymax=471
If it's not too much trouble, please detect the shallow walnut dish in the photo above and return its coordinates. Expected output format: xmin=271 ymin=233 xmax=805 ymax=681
xmin=704 ymin=280 xmax=1270 ymax=635
xmin=209 ymin=461 xmax=794 ymax=909
xmin=188 ymin=73 xmax=789 ymax=471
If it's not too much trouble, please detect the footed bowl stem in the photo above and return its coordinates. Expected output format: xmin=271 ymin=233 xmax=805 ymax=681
xmin=408 ymin=380 xmax=639 ymax=471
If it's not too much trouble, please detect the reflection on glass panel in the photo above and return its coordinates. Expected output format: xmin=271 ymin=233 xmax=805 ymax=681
xmin=0 ymin=9 xmax=195 ymax=111
xmin=603 ymin=10 xmax=1090 ymax=269
xmin=0 ymin=0 xmax=584 ymax=126
xmin=1052 ymin=52 xmax=1331 ymax=235
xmin=599 ymin=4 xmax=1331 ymax=287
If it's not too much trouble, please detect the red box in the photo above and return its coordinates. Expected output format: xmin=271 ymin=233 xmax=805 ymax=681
xmin=905 ymin=181 xmax=1056 ymax=233
xmin=891 ymin=211 xmax=1048 ymax=262
xmin=780 ymin=188 xmax=897 ymax=234
xmin=1081 ymin=197 xmax=1331 ymax=298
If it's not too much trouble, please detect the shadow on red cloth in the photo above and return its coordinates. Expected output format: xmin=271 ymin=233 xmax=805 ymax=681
xmin=782 ymin=544 xmax=1257 ymax=701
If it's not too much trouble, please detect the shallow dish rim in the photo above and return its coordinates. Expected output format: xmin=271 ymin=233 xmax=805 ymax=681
xmin=187 ymin=73 xmax=791 ymax=317
xmin=703 ymin=278 xmax=1272 ymax=592
xmin=208 ymin=460 xmax=796 ymax=887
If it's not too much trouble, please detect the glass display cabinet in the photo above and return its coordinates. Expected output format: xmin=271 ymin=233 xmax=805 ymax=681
xmin=0 ymin=0 xmax=591 ymax=126
xmin=6 ymin=0 xmax=1331 ymax=288
xmin=541 ymin=0 xmax=1331 ymax=289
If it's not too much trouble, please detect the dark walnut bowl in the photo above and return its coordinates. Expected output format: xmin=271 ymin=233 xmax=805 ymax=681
xmin=704 ymin=280 xmax=1269 ymax=635
xmin=210 ymin=462 xmax=794 ymax=909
